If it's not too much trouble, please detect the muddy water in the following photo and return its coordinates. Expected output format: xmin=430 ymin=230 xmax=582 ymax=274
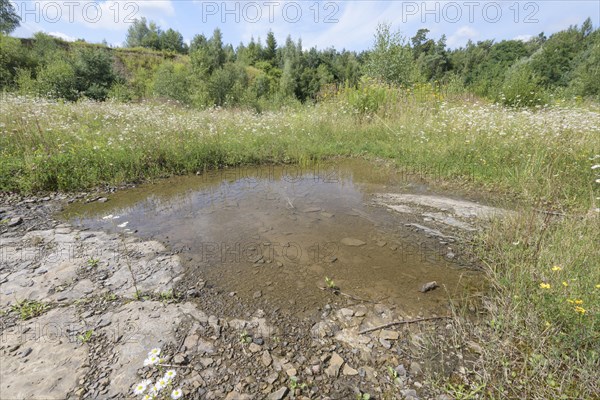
xmin=63 ymin=159 xmax=476 ymax=316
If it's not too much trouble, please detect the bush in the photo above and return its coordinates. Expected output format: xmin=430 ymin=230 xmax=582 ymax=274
xmin=152 ymin=61 xmax=193 ymax=104
xmin=72 ymin=47 xmax=116 ymax=100
xmin=107 ymin=82 xmax=134 ymax=102
xmin=207 ymin=63 xmax=247 ymax=106
xmin=500 ymin=60 xmax=546 ymax=107
xmin=0 ymin=35 xmax=35 ymax=89
xmin=34 ymin=58 xmax=78 ymax=101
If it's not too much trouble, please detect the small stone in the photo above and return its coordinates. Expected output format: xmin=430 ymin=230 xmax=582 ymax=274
xmin=253 ymin=291 xmax=262 ymax=299
xmin=395 ymin=364 xmax=407 ymax=378
xmin=262 ymin=351 xmax=272 ymax=367
xmin=20 ymin=348 xmax=33 ymax=358
xmin=341 ymin=238 xmax=366 ymax=247
xmin=267 ymin=387 xmax=289 ymax=400
xmin=419 ymin=281 xmax=438 ymax=293
xmin=253 ymin=337 xmax=264 ymax=345
xmin=266 ymin=372 xmax=278 ymax=384
xmin=7 ymin=217 xmax=23 ymax=227
xmin=401 ymin=389 xmax=418 ymax=399
xmin=379 ymin=330 xmax=399 ymax=341
xmin=467 ymin=341 xmax=482 ymax=354
xmin=339 ymin=308 xmax=354 ymax=317
xmin=183 ymin=334 xmax=199 ymax=350
xmin=173 ymin=354 xmax=187 ymax=364
xmin=303 ymin=207 xmax=322 ymax=213
xmin=229 ymin=292 xmax=236 ymax=297
xmin=445 ymin=252 xmax=456 ymax=259
xmin=325 ymin=352 xmax=344 ymax=377
xmin=285 ymin=368 xmax=297 ymax=377
xmin=199 ymin=357 xmax=214 ymax=367
xmin=248 ymin=343 xmax=261 ymax=353
xmin=379 ymin=338 xmax=392 ymax=349
xmin=97 ymin=197 xmax=108 ymax=203
xmin=342 ymin=364 xmax=358 ymax=376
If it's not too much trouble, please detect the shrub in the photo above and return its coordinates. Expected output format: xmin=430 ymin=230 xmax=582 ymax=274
xmin=500 ymin=60 xmax=546 ymax=107
xmin=152 ymin=60 xmax=193 ymax=104
xmin=72 ymin=47 xmax=117 ymax=100
xmin=35 ymin=58 xmax=79 ymax=101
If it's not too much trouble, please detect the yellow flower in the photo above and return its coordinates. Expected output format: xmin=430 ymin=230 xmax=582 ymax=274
xmin=562 ymin=281 xmax=568 ymax=287
xmin=567 ymin=299 xmax=583 ymax=305
xmin=574 ymin=306 xmax=586 ymax=315
xmin=539 ymin=283 xmax=551 ymax=289
xmin=596 ymin=284 xmax=600 ymax=289
xmin=551 ymin=265 xmax=562 ymax=271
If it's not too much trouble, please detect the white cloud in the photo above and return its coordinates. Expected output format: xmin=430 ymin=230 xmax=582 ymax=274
xmin=47 ymin=31 xmax=77 ymax=41
xmin=12 ymin=1 xmax=175 ymax=32
xmin=447 ymin=25 xmax=479 ymax=48
xmin=513 ymin=34 xmax=533 ymax=42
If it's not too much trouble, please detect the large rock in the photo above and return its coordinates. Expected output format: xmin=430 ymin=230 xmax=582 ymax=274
xmin=101 ymin=301 xmax=207 ymax=397
xmin=0 ymin=307 xmax=89 ymax=399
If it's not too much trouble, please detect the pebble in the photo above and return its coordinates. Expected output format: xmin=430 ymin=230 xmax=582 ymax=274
xmin=7 ymin=217 xmax=23 ymax=227
xmin=267 ymin=387 xmax=289 ymax=400
xmin=325 ymin=352 xmax=344 ymax=377
xmin=342 ymin=364 xmax=358 ymax=376
xmin=340 ymin=238 xmax=366 ymax=247
xmin=261 ymin=351 xmax=272 ymax=367
xmin=420 ymin=281 xmax=439 ymax=293
xmin=248 ymin=343 xmax=261 ymax=353
xmin=379 ymin=330 xmax=399 ymax=341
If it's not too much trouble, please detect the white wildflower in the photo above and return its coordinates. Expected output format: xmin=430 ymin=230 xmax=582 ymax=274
xmin=155 ymin=378 xmax=168 ymax=390
xmin=133 ymin=381 xmax=148 ymax=395
xmin=171 ymin=388 xmax=183 ymax=399
xmin=148 ymin=348 xmax=161 ymax=357
xmin=144 ymin=355 xmax=160 ymax=366
xmin=164 ymin=369 xmax=177 ymax=380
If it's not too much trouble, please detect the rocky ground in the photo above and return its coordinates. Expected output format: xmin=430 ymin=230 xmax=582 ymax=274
xmin=0 ymin=192 xmax=494 ymax=400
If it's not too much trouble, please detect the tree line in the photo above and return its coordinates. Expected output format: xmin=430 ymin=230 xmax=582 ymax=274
xmin=1 ymin=0 xmax=598 ymax=108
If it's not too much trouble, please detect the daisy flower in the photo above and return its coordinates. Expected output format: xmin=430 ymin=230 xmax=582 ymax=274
xmin=148 ymin=386 xmax=159 ymax=396
xmin=133 ymin=381 xmax=148 ymax=395
xmin=164 ymin=369 xmax=177 ymax=380
xmin=155 ymin=378 xmax=169 ymax=390
xmin=171 ymin=388 xmax=183 ymax=399
xmin=144 ymin=355 xmax=160 ymax=366
xmin=148 ymin=348 xmax=161 ymax=357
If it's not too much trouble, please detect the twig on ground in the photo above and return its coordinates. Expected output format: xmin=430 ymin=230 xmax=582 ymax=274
xmin=359 ymin=316 xmax=451 ymax=335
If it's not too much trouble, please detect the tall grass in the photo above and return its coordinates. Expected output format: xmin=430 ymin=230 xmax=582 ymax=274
xmin=1 ymin=88 xmax=598 ymax=397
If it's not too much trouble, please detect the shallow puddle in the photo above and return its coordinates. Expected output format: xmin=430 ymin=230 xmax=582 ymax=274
xmin=63 ymin=159 xmax=478 ymax=316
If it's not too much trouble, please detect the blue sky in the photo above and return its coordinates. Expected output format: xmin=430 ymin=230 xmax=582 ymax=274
xmin=10 ymin=1 xmax=600 ymax=50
